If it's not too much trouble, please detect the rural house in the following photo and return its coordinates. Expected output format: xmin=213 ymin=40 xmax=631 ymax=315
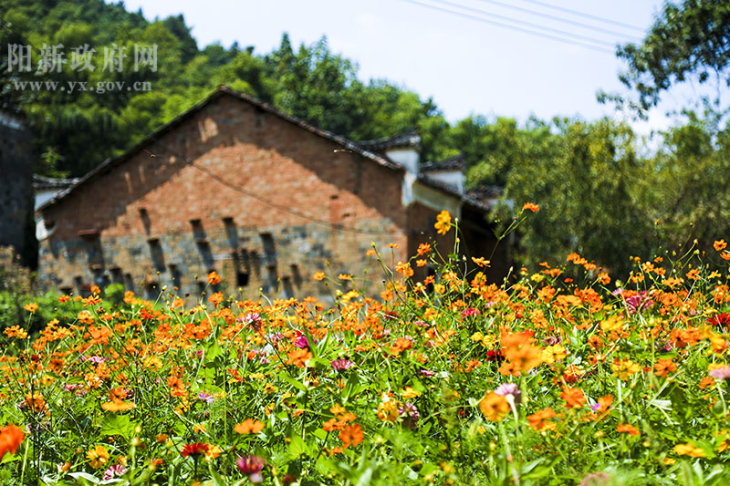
xmin=37 ymin=86 xmax=508 ymax=301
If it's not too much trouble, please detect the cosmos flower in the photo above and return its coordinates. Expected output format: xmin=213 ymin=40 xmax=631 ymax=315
xmin=181 ymin=442 xmax=210 ymax=457
xmin=331 ymin=358 xmax=354 ymax=371
xmin=237 ymin=455 xmax=265 ymax=483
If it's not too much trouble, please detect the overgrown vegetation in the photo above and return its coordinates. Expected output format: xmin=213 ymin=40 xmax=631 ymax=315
xmin=2 ymin=209 xmax=730 ymax=484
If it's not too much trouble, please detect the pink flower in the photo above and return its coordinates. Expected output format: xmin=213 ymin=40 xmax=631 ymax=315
xmin=710 ymin=365 xmax=730 ymax=380
xmin=624 ymin=291 xmax=653 ymax=314
xmin=494 ymin=383 xmax=522 ymax=404
xmin=103 ymin=464 xmax=128 ymax=480
xmin=237 ymin=455 xmax=265 ymax=483
xmin=460 ymin=308 xmax=480 ymax=318
xmin=331 ymin=359 xmax=354 ymax=371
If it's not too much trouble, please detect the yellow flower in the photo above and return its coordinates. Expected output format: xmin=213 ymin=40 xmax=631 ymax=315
xmin=402 ymin=387 xmax=421 ymax=400
xmin=206 ymin=444 xmax=222 ymax=460
xmin=87 ymin=445 xmax=110 ymax=469
xmin=600 ymin=315 xmax=624 ymax=332
xmin=377 ymin=394 xmax=400 ymax=422
xmin=434 ymin=210 xmax=452 ymax=235
xmin=611 ymin=358 xmax=641 ymax=381
xmin=3 ymin=326 xmax=27 ymax=339
xmin=541 ymin=345 xmax=567 ymax=365
xmin=313 ymin=272 xmax=326 ymax=281
xmin=674 ymin=443 xmax=706 ymax=458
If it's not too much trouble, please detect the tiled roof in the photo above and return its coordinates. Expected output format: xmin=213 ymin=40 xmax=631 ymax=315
xmin=357 ymin=129 xmax=421 ymax=152
xmin=420 ymin=153 xmax=465 ymax=173
xmin=33 ymin=175 xmax=79 ymax=191
xmin=466 ymin=184 xmax=504 ymax=208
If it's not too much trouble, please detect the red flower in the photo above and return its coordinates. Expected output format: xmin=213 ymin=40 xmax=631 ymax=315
xmin=708 ymin=313 xmax=730 ymax=327
xmin=486 ymin=350 xmax=504 ymax=362
xmin=181 ymin=442 xmax=209 ymax=457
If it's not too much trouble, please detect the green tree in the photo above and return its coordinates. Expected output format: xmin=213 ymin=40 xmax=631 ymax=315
xmin=646 ymin=109 xmax=730 ymax=254
xmin=503 ymin=118 xmax=654 ymax=276
xmin=617 ymin=0 xmax=730 ymax=111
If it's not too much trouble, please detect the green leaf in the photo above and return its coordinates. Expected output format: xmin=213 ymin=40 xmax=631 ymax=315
xmin=99 ymin=414 xmax=135 ymax=438
xmin=280 ymin=372 xmax=308 ymax=392
xmin=289 ymin=434 xmax=308 ymax=458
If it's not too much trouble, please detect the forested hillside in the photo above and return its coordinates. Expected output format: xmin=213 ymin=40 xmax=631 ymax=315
xmin=2 ymin=0 xmax=730 ymax=278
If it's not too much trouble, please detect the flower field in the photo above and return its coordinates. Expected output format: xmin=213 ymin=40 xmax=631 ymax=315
xmin=3 ymin=211 xmax=730 ymax=485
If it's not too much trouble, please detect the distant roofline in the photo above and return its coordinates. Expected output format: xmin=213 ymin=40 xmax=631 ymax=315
xmin=421 ymin=153 xmax=466 ymax=173
xmin=357 ymin=129 xmax=421 ymax=153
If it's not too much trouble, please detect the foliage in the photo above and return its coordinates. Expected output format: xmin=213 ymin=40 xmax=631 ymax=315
xmin=617 ymin=0 xmax=730 ymax=111
xmin=3 ymin=211 xmax=730 ymax=484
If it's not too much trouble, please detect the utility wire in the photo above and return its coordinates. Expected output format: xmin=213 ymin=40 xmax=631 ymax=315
xmin=402 ymin=0 xmax=615 ymax=54
xmin=517 ymin=0 xmax=646 ymax=33
xmin=424 ymin=0 xmax=618 ymax=48
xmin=474 ymin=0 xmax=642 ymax=41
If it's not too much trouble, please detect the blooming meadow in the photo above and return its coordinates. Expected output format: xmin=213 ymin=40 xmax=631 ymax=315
xmin=3 ymin=208 xmax=730 ymax=485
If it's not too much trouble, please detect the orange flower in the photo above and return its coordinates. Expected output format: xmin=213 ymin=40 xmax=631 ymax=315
xmin=560 ymin=387 xmax=586 ymax=409
xmin=479 ymin=392 xmax=510 ymax=421
xmin=526 ymin=407 xmax=556 ymax=431
xmin=417 ymin=243 xmax=431 ymax=256
xmin=23 ymin=302 xmax=38 ymax=313
xmin=395 ymin=261 xmax=414 ymax=278
xmin=77 ymin=310 xmax=95 ymax=325
xmin=500 ymin=332 xmax=542 ymax=373
xmin=595 ymin=395 xmax=614 ymax=415
xmin=313 ymin=272 xmax=325 ymax=281
xmin=235 ymin=419 xmax=265 ymax=434
xmin=0 ymin=424 xmax=24 ymax=460
xmin=434 ymin=210 xmax=452 ymax=235
xmin=24 ymin=392 xmax=46 ymax=413
xmin=522 ymin=202 xmax=539 ymax=212
xmin=617 ymin=423 xmax=640 ymax=436
xmin=208 ymin=292 xmax=224 ymax=307
xmin=286 ymin=348 xmax=312 ymax=368
xmin=339 ymin=423 xmax=364 ymax=448
xmin=471 ymin=257 xmax=490 ymax=267
xmin=721 ymin=252 xmax=730 ymax=262
xmin=715 ymin=239 xmax=728 ymax=252
xmin=416 ymin=259 xmax=427 ymax=267
xmin=654 ymin=358 xmax=677 ymax=379
xmin=338 ymin=274 xmax=352 ymax=281
xmin=207 ymin=271 xmax=221 ymax=285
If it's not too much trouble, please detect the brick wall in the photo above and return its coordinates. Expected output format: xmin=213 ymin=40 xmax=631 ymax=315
xmin=39 ymin=95 xmax=410 ymax=301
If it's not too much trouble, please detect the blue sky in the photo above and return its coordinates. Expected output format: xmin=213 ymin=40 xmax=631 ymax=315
xmin=121 ymin=0 xmax=710 ymax=134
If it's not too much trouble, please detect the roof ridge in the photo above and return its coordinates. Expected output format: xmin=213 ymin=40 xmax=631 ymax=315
xmin=38 ymin=86 xmax=404 ymax=212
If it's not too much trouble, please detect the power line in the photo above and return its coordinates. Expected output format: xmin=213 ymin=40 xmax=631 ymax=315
xmin=474 ymin=0 xmax=642 ymax=42
xmin=517 ymin=0 xmax=646 ymax=33
xmin=424 ymin=0 xmax=619 ymax=48
xmin=401 ymin=0 xmax=615 ymax=54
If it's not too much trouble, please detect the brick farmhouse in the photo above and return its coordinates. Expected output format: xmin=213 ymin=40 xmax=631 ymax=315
xmin=37 ymin=87 xmax=508 ymax=301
